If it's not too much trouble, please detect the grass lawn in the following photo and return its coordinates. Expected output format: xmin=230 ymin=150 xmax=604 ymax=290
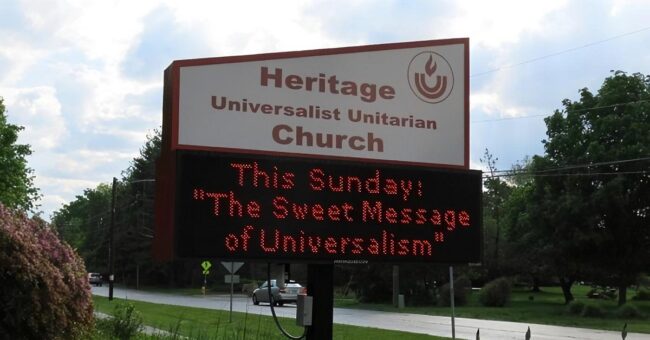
xmin=334 ymin=285 xmax=650 ymax=334
xmin=93 ymin=296 xmax=448 ymax=340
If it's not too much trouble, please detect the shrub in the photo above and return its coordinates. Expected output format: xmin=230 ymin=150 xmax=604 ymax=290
xmin=632 ymin=288 xmax=650 ymax=301
xmin=586 ymin=286 xmax=617 ymax=300
xmin=616 ymin=304 xmax=645 ymax=319
xmin=438 ymin=275 xmax=471 ymax=306
xmin=581 ymin=303 xmax=606 ymax=317
xmin=349 ymin=265 xmax=391 ymax=303
xmin=110 ymin=302 xmax=144 ymax=339
xmin=407 ymin=286 xmax=436 ymax=306
xmin=0 ymin=204 xmax=94 ymax=339
xmin=479 ymin=277 xmax=512 ymax=307
xmin=567 ymin=300 xmax=585 ymax=315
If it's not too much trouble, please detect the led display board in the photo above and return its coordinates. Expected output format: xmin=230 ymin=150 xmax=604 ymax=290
xmin=174 ymin=151 xmax=481 ymax=263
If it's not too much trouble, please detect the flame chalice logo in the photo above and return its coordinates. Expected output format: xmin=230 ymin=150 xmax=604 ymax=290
xmin=407 ymin=51 xmax=454 ymax=104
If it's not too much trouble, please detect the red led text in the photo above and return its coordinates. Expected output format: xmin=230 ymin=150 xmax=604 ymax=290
xmin=309 ymin=168 xmax=422 ymax=201
xmin=225 ymin=225 xmax=440 ymax=257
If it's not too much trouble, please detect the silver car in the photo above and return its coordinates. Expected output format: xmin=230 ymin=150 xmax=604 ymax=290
xmin=88 ymin=272 xmax=102 ymax=287
xmin=252 ymin=280 xmax=305 ymax=306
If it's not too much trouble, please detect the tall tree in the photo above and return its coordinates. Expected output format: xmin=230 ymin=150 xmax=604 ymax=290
xmin=0 ymin=97 xmax=40 ymax=212
xmin=114 ymin=129 xmax=161 ymax=286
xmin=535 ymin=71 xmax=650 ymax=305
xmin=506 ymin=155 xmax=588 ymax=303
xmin=502 ymin=158 xmax=553 ymax=292
xmin=51 ymin=130 xmax=180 ymax=287
xmin=52 ymin=184 xmax=112 ymax=272
xmin=480 ymin=149 xmax=513 ymax=278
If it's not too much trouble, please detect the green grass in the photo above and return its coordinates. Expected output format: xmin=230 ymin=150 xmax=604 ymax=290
xmin=94 ymin=296 xmax=447 ymax=339
xmin=334 ymin=285 xmax=650 ymax=333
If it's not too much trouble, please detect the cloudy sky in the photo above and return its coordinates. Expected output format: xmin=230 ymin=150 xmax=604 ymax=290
xmin=1 ymin=0 xmax=649 ymax=219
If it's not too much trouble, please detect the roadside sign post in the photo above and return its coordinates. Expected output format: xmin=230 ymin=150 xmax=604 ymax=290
xmin=306 ymin=264 xmax=334 ymax=340
xmin=221 ymin=262 xmax=244 ymax=322
xmin=230 ymin=262 xmax=233 ymax=323
xmin=450 ymin=266 xmax=456 ymax=339
xmin=201 ymin=261 xmax=212 ymax=295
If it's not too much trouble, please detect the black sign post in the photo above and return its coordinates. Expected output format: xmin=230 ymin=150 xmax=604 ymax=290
xmin=306 ymin=263 xmax=333 ymax=340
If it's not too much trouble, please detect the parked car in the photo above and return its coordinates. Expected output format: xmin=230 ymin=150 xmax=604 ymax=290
xmin=252 ymin=280 xmax=306 ymax=306
xmin=88 ymin=272 xmax=102 ymax=287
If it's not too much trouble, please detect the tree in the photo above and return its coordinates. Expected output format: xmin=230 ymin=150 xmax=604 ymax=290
xmin=0 ymin=97 xmax=39 ymax=212
xmin=480 ymin=149 xmax=513 ymax=279
xmin=501 ymin=160 xmax=554 ymax=292
xmin=505 ymin=155 xmax=588 ymax=303
xmin=52 ymin=130 xmax=166 ymax=286
xmin=522 ymin=71 xmax=650 ymax=305
xmin=52 ymin=184 xmax=112 ymax=272
xmin=115 ymin=129 xmax=161 ymax=286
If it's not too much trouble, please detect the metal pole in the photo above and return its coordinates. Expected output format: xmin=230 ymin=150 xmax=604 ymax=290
xmin=136 ymin=263 xmax=140 ymax=290
xmin=392 ymin=265 xmax=399 ymax=307
xmin=449 ymin=266 xmax=455 ymax=339
xmin=306 ymin=264 xmax=334 ymax=340
xmin=229 ymin=262 xmax=234 ymax=323
xmin=109 ymin=177 xmax=117 ymax=301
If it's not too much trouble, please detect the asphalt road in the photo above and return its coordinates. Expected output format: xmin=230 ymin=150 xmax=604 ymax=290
xmin=92 ymin=286 xmax=649 ymax=340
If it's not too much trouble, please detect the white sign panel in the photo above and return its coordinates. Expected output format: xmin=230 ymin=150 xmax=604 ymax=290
xmin=221 ymin=261 xmax=244 ymax=273
xmin=224 ymin=275 xmax=240 ymax=284
xmin=171 ymin=39 xmax=468 ymax=168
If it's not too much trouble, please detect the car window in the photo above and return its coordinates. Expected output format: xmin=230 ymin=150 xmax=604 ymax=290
xmin=260 ymin=280 xmax=277 ymax=288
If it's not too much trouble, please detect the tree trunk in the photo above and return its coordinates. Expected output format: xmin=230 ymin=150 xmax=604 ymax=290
xmin=618 ymin=285 xmax=627 ymax=306
xmin=531 ymin=275 xmax=541 ymax=292
xmin=559 ymin=277 xmax=574 ymax=304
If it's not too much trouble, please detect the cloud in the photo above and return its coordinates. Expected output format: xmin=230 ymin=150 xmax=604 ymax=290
xmin=52 ymin=62 xmax=161 ymax=128
xmin=471 ymin=91 xmax=533 ymax=118
xmin=162 ymin=0 xmax=345 ymax=55
xmin=47 ymin=149 xmax=136 ymax=178
xmin=0 ymin=35 xmax=49 ymax=83
xmin=20 ymin=0 xmax=158 ymax=65
xmin=442 ymin=0 xmax=570 ymax=49
xmin=1 ymin=86 xmax=66 ymax=151
xmin=34 ymin=175 xmax=105 ymax=217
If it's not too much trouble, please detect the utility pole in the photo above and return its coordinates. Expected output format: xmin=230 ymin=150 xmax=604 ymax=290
xmin=109 ymin=177 xmax=117 ymax=301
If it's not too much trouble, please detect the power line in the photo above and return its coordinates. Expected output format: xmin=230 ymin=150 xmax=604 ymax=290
xmin=471 ymin=99 xmax=650 ymax=124
xmin=488 ymin=170 xmax=648 ymax=179
xmin=490 ymin=156 xmax=650 ymax=174
xmin=482 ymin=156 xmax=650 ymax=180
xmin=472 ymin=114 xmax=547 ymax=124
xmin=470 ymin=25 xmax=650 ymax=78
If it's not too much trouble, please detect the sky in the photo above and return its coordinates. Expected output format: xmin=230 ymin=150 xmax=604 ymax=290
xmin=1 ymin=0 xmax=649 ymax=219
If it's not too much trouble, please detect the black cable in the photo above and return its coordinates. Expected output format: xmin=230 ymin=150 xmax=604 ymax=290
xmin=266 ymin=263 xmax=307 ymax=340
xmin=470 ymin=25 xmax=650 ymax=78
xmin=482 ymin=156 xmax=650 ymax=178
xmin=486 ymin=170 xmax=648 ymax=179
xmin=472 ymin=98 xmax=650 ymax=124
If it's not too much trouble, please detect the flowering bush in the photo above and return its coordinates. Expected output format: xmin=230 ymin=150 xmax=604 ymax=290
xmin=0 ymin=203 xmax=94 ymax=339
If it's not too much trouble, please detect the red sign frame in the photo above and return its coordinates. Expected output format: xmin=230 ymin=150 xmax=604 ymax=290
xmin=154 ymin=39 xmax=472 ymax=262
